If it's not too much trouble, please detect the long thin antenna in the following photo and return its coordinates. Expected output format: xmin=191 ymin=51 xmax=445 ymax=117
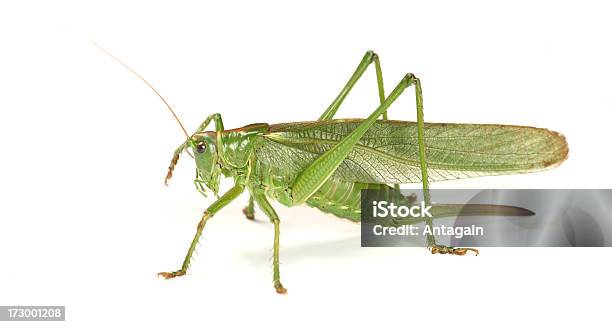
xmin=92 ymin=42 xmax=192 ymax=140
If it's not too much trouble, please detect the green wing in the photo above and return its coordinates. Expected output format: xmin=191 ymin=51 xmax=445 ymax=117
xmin=255 ymin=119 xmax=568 ymax=184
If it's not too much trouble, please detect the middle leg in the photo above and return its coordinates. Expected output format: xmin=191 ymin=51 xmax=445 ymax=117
xmin=242 ymin=195 xmax=255 ymax=220
xmin=252 ymin=192 xmax=287 ymax=294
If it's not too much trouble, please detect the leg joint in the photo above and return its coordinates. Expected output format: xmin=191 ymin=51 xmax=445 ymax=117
xmin=365 ymin=50 xmax=379 ymax=63
xmin=197 ymin=211 xmax=211 ymax=230
xmin=370 ymin=51 xmax=379 ymax=62
xmin=403 ymin=73 xmax=420 ymax=84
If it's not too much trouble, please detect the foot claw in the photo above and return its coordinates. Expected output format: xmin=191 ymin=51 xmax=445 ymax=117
xmin=242 ymin=207 xmax=255 ymax=220
xmin=274 ymin=281 xmax=287 ymax=294
xmin=157 ymin=270 xmax=186 ymax=279
xmin=429 ymin=245 xmax=479 ymax=256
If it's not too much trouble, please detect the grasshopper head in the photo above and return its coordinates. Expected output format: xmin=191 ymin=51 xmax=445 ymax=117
xmin=191 ymin=132 xmax=221 ymax=196
xmin=164 ymin=131 xmax=221 ymax=197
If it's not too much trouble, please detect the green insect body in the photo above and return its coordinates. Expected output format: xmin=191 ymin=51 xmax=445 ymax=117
xmin=162 ymin=114 xmax=566 ymax=295
xmin=98 ymin=46 xmax=568 ymax=294
xmin=190 ymin=119 xmax=566 ymax=223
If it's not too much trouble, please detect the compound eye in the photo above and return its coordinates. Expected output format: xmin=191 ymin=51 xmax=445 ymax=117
xmin=196 ymin=142 xmax=207 ymax=154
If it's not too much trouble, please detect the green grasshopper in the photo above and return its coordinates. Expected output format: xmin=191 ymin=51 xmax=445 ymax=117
xmin=100 ymin=48 xmax=568 ymax=293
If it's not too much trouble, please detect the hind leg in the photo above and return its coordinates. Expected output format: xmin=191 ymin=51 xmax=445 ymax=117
xmin=291 ymin=73 xmax=478 ymax=255
xmin=318 ymin=50 xmax=386 ymax=120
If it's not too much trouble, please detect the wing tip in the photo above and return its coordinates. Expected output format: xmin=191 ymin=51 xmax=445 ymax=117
xmin=542 ymin=128 xmax=569 ymax=169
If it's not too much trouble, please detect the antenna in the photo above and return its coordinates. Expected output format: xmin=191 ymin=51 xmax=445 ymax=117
xmin=92 ymin=42 xmax=191 ymax=140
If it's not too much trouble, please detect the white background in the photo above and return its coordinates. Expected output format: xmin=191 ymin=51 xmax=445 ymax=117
xmin=1 ymin=1 xmax=611 ymax=326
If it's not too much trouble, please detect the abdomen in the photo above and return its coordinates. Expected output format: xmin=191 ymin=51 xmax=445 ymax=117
xmin=252 ymin=159 xmax=393 ymax=222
